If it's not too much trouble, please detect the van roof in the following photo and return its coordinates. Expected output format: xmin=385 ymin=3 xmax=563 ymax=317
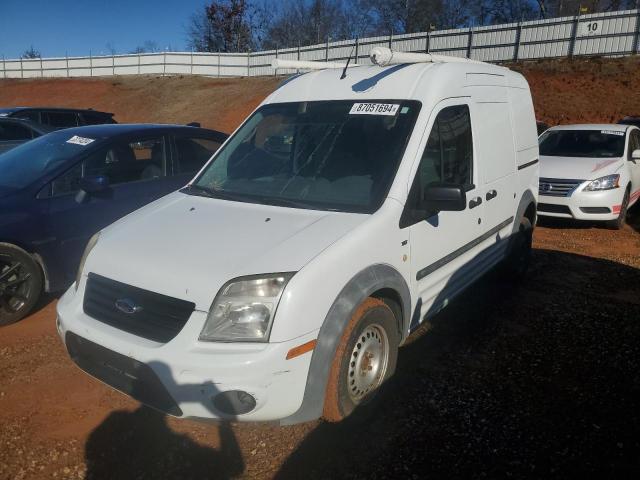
xmin=267 ymin=61 xmax=524 ymax=105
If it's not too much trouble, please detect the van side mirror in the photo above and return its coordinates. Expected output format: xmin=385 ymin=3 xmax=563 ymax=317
xmin=79 ymin=175 xmax=109 ymax=194
xmin=631 ymin=149 xmax=640 ymax=161
xmin=422 ymin=183 xmax=467 ymax=212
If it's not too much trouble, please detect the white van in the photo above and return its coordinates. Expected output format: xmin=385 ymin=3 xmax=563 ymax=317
xmin=538 ymin=124 xmax=640 ymax=229
xmin=57 ymin=49 xmax=539 ymax=424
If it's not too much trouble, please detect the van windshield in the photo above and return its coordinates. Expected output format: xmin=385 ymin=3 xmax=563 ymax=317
xmin=539 ymin=129 xmax=626 ymax=158
xmin=190 ymin=100 xmax=421 ymax=213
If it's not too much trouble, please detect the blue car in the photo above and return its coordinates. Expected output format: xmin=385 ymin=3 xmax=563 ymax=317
xmin=0 ymin=124 xmax=227 ymax=325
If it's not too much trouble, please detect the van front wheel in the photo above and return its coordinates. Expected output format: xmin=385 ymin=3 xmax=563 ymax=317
xmin=323 ymin=297 xmax=399 ymax=422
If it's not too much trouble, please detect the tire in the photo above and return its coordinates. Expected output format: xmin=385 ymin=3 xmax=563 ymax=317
xmin=0 ymin=243 xmax=43 ymax=326
xmin=606 ymin=188 xmax=630 ymax=230
xmin=500 ymin=216 xmax=533 ymax=281
xmin=323 ymin=297 xmax=399 ymax=422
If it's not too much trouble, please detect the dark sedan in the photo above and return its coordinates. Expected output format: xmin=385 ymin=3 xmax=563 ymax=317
xmin=0 ymin=123 xmax=227 ymax=325
xmin=0 ymin=107 xmax=116 ymax=129
xmin=0 ymin=117 xmax=52 ymax=154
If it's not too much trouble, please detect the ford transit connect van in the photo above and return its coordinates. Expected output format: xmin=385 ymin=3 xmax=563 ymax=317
xmin=57 ymin=49 xmax=539 ymax=424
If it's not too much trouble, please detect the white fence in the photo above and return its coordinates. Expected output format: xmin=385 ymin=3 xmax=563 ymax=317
xmin=2 ymin=8 xmax=639 ymax=79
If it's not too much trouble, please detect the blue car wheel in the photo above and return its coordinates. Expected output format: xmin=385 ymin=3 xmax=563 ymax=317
xmin=0 ymin=243 xmax=43 ymax=325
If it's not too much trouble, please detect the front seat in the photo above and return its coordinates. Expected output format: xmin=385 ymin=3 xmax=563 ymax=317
xmin=141 ymin=143 xmax=164 ymax=180
xmin=104 ymin=145 xmax=137 ymax=184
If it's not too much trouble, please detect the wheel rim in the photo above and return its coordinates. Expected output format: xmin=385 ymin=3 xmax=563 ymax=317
xmin=347 ymin=323 xmax=390 ymax=403
xmin=0 ymin=256 xmax=33 ymax=315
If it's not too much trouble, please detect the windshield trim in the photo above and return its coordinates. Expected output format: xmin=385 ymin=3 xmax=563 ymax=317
xmin=190 ymin=99 xmax=422 ymax=214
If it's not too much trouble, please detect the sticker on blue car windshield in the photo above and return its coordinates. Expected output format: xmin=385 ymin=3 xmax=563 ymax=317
xmin=349 ymin=103 xmax=400 ymax=116
xmin=66 ymin=135 xmax=95 ymax=146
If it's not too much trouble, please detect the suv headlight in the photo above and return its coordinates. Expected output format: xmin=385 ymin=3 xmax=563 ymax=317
xmin=584 ymin=174 xmax=620 ymax=191
xmin=75 ymin=232 xmax=100 ymax=290
xmin=199 ymin=273 xmax=294 ymax=342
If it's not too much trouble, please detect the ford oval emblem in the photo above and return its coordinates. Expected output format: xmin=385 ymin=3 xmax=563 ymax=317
xmin=115 ymin=298 xmax=143 ymax=315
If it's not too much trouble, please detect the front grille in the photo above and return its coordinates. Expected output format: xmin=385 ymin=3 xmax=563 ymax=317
xmin=538 ymin=203 xmax=572 ymax=214
xmin=539 ymin=177 xmax=584 ymax=197
xmin=83 ymin=273 xmax=195 ymax=343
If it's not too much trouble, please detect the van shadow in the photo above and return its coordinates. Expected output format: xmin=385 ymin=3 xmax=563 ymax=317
xmin=83 ymin=362 xmax=244 ymax=480
xmin=275 ymin=249 xmax=640 ymax=479
xmin=85 ymin=407 xmax=243 ymax=480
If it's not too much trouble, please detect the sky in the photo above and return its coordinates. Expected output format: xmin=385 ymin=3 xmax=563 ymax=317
xmin=0 ymin=0 xmax=218 ymax=59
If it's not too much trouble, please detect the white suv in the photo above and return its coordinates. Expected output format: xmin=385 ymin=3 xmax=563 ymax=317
xmin=538 ymin=124 xmax=640 ymax=228
xmin=57 ymin=52 xmax=539 ymax=424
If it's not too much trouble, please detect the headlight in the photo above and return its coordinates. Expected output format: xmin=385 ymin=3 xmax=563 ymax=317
xmin=75 ymin=232 xmax=100 ymax=290
xmin=199 ymin=273 xmax=294 ymax=342
xmin=583 ymin=174 xmax=620 ymax=191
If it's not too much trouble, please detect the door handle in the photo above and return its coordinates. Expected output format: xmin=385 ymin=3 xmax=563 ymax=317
xmin=469 ymin=197 xmax=482 ymax=209
xmin=486 ymin=190 xmax=497 ymax=201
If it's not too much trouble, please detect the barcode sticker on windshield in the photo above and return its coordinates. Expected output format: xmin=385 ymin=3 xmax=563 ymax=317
xmin=66 ymin=135 xmax=95 ymax=146
xmin=601 ymin=130 xmax=624 ymax=136
xmin=349 ymin=103 xmax=400 ymax=116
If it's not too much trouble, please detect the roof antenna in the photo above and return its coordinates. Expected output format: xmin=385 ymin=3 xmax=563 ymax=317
xmin=340 ymin=43 xmax=356 ymax=80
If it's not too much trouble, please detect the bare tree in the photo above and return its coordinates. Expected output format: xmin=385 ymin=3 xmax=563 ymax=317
xmin=186 ymin=0 xmax=259 ymax=52
xmin=104 ymin=42 xmax=118 ymax=55
xmin=261 ymin=0 xmax=355 ymax=49
xmin=21 ymin=45 xmax=41 ymax=59
xmin=130 ymin=41 xmax=161 ymax=54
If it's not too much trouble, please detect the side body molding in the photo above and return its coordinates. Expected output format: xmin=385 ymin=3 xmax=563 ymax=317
xmin=280 ymin=264 xmax=411 ymax=425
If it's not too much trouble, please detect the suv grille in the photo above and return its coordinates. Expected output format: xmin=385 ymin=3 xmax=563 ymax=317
xmin=539 ymin=178 xmax=584 ymax=197
xmin=83 ymin=273 xmax=195 ymax=343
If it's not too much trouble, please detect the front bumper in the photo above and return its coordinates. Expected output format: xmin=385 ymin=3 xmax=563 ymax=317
xmin=537 ymin=186 xmax=624 ymax=221
xmin=56 ymin=286 xmax=316 ymax=422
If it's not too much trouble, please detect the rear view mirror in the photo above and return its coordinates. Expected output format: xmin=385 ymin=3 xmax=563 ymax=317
xmin=422 ymin=183 xmax=467 ymax=212
xmin=79 ymin=175 xmax=109 ymax=194
xmin=632 ymin=149 xmax=640 ymax=161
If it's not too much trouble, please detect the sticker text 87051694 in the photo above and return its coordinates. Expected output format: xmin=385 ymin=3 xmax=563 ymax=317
xmin=349 ymin=103 xmax=400 ymax=116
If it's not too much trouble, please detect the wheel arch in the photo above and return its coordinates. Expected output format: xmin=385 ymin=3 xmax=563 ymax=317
xmin=280 ymin=264 xmax=411 ymax=425
xmin=513 ymin=189 xmax=537 ymax=234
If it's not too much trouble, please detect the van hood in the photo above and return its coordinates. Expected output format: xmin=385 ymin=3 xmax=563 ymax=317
xmin=87 ymin=191 xmax=368 ymax=311
xmin=539 ymin=155 xmax=623 ymax=180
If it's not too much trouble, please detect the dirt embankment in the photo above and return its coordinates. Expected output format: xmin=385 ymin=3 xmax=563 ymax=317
xmin=0 ymin=75 xmax=282 ymax=134
xmin=509 ymin=56 xmax=640 ymax=125
xmin=1 ymin=56 xmax=639 ymax=131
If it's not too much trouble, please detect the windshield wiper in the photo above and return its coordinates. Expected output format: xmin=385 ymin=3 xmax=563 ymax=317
xmin=182 ymin=185 xmax=336 ymax=211
xmin=181 ymin=184 xmax=217 ymax=197
xmin=181 ymin=184 xmax=248 ymax=203
xmin=259 ymin=196 xmax=318 ymax=210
